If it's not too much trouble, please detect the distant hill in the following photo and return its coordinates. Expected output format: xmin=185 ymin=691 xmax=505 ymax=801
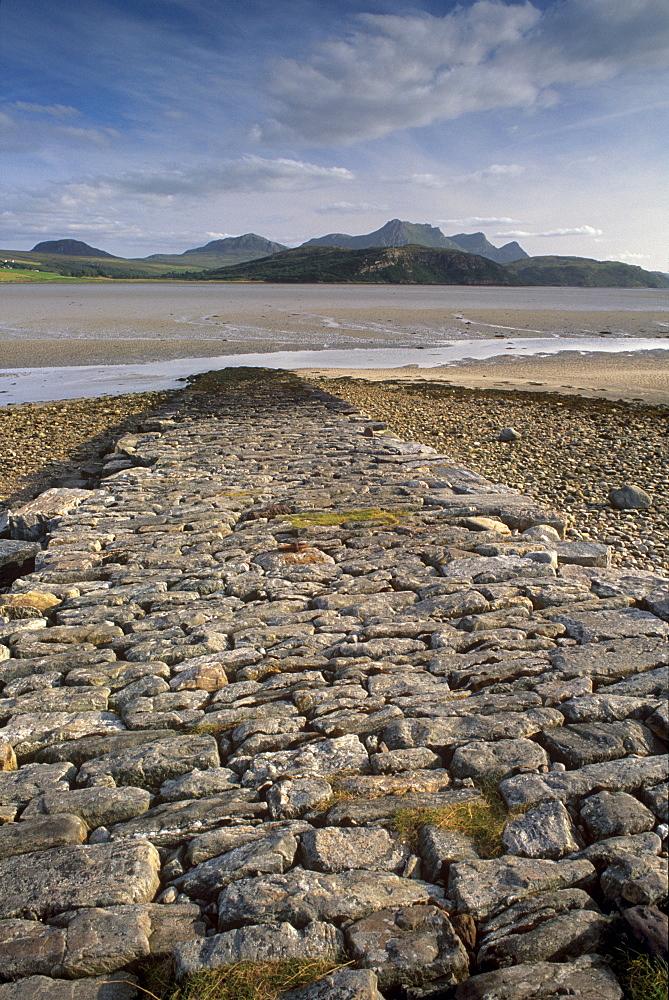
xmin=31 ymin=239 xmax=117 ymax=258
xmin=179 ymin=244 xmax=513 ymax=285
xmin=506 ymin=256 xmax=669 ymax=288
xmin=143 ymin=233 xmax=287 ymax=269
xmin=447 ymin=232 xmax=528 ymax=264
xmin=302 ymin=218 xmax=528 ymax=263
xmin=302 ymin=219 xmax=462 ymax=251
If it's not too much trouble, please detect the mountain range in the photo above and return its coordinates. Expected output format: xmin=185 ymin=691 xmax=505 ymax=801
xmin=301 ymin=219 xmax=528 ymax=264
xmin=1 ymin=220 xmax=666 ymax=287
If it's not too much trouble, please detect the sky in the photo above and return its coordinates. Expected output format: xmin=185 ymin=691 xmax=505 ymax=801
xmin=1 ymin=0 xmax=668 ymax=269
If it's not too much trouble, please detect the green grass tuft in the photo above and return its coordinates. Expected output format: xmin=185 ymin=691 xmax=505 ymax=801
xmin=136 ymin=958 xmax=346 ymax=1000
xmin=611 ymin=944 xmax=668 ymax=1000
xmin=392 ymin=782 xmax=508 ymax=856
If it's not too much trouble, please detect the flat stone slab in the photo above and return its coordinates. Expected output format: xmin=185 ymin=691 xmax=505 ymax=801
xmin=0 ymin=840 xmax=160 ymax=920
xmin=500 ymin=754 xmax=669 ymax=809
xmin=383 ymin=708 xmax=564 ymax=750
xmin=282 ymin=969 xmax=384 ymax=1000
xmin=346 ymin=903 xmax=469 ymax=992
xmin=174 ymin=921 xmax=343 ymax=980
xmin=77 ymin=734 xmax=220 ymax=789
xmin=455 ymin=957 xmax=623 ymax=1000
xmin=0 ymin=975 xmax=139 ymax=999
xmin=448 ymin=856 xmax=596 ymax=920
xmin=0 ymin=540 xmax=40 ymax=570
xmin=217 ymin=869 xmax=444 ymax=929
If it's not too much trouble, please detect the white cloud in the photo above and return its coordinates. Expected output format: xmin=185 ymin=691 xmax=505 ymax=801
xmin=9 ymin=157 xmax=354 ymax=207
xmin=259 ymin=0 xmax=669 ymax=145
xmin=315 ymin=201 xmax=387 ymax=213
xmin=0 ymin=103 xmax=118 ymax=153
xmin=10 ymin=102 xmax=81 ymax=118
xmin=463 ymin=164 xmax=525 ymax=182
xmin=495 ymin=226 xmax=604 ymax=237
xmin=439 ymin=217 xmax=522 ymax=226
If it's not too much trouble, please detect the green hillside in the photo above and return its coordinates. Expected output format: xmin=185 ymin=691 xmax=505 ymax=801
xmin=178 ymin=244 xmax=512 ymax=284
xmin=142 ymin=233 xmax=288 ymax=269
xmin=0 ymin=248 xmax=197 ymax=279
xmin=506 ymin=256 xmax=669 ymax=288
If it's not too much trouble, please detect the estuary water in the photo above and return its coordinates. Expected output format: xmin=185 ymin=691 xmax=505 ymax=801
xmin=1 ymin=282 xmax=667 ymax=404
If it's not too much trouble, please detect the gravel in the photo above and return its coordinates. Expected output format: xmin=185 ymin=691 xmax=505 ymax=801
xmin=0 ymin=392 xmax=175 ymax=508
xmin=307 ymin=378 xmax=669 ymax=575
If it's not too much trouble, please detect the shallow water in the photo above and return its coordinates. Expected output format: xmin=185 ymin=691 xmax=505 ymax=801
xmin=1 ymin=283 xmax=667 ymax=404
xmin=2 ymin=338 xmax=669 ymax=406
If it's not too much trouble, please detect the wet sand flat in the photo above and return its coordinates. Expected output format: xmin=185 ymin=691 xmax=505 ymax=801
xmin=297 ymin=350 xmax=669 ymax=406
xmin=2 ymin=283 xmax=667 ymax=370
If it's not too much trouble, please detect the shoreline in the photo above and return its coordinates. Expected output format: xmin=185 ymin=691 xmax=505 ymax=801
xmin=295 ymin=348 xmax=669 ymax=406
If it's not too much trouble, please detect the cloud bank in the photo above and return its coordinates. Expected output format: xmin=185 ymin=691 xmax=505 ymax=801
xmin=259 ymin=0 xmax=669 ymax=144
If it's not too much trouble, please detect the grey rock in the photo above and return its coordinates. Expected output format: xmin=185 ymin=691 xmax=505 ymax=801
xmin=601 ymin=851 xmax=669 ymax=906
xmin=267 ymin=776 xmax=333 ymax=819
xmin=158 ymin=767 xmax=238 ymax=801
xmin=186 ymin=820 xmax=312 ymax=866
xmin=580 ymin=790 xmax=656 ymax=840
xmin=622 ymin=905 xmax=669 ymax=962
xmin=21 ymin=786 xmax=152 ymax=828
xmin=370 ymin=748 xmax=443 ymax=773
xmin=502 ymin=801 xmax=581 ymax=859
xmin=553 ymin=541 xmax=611 ymax=567
xmin=498 ymin=427 xmax=521 ymax=442
xmin=647 ymin=701 xmax=669 ymax=740
xmin=173 ymin=921 xmax=343 ymax=980
xmin=109 ymin=789 xmax=267 ymax=847
xmin=476 ymin=889 xmax=609 ymax=969
xmin=3 ymin=712 xmax=125 ymax=758
xmin=450 ymin=738 xmax=549 ymax=782
xmin=448 ymin=856 xmax=595 ymax=920
xmin=0 ymin=686 xmax=110 ymax=721
xmin=500 ymin=754 xmax=669 ymax=809
xmin=241 ymin=734 xmax=369 ymax=788
xmin=0 ymin=974 xmax=139 ymax=999
xmin=551 ymin=608 xmax=669 ymax=643
xmin=609 ymin=484 xmax=652 ymax=509
xmin=346 ymin=904 xmax=469 ymax=991
xmin=282 ymin=969 xmax=384 ymax=1000
xmin=0 ymin=813 xmax=87 ymax=859
xmin=0 ymin=761 xmax=75 ymax=806
xmin=217 ymin=868 xmax=444 ymax=930
xmin=538 ymin=721 xmax=664 ymax=768
xmin=0 ymin=540 xmax=40 ymax=570
xmin=567 ymin=832 xmax=662 ymax=869
xmin=300 ymin=827 xmax=409 ymax=874
xmin=0 ymin=840 xmax=160 ymax=920
xmin=77 ymin=734 xmax=220 ymax=789
xmin=549 ymin=636 xmax=669 ymax=682
xmin=641 ymin=782 xmax=669 ymax=822
xmin=383 ymin=708 xmax=563 ymax=751
xmin=175 ymin=829 xmax=298 ymax=899
xmin=455 ymin=957 xmax=623 ymax=1000
xmin=419 ymin=827 xmax=480 ymax=883
xmin=34 ymin=730 xmax=177 ymax=766
xmin=559 ymin=693 xmax=656 ymax=724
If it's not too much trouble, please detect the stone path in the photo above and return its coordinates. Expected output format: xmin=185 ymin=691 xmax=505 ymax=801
xmin=0 ymin=370 xmax=666 ymax=1000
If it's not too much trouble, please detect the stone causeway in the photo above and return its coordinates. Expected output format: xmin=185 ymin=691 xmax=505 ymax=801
xmin=0 ymin=369 xmax=666 ymax=999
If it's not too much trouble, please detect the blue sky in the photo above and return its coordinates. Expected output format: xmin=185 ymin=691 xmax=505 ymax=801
xmin=1 ymin=0 xmax=668 ymax=269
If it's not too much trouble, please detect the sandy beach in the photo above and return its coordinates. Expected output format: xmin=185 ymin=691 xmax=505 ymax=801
xmin=296 ymin=349 xmax=669 ymax=406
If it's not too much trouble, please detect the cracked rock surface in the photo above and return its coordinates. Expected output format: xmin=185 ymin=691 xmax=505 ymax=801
xmin=0 ymin=370 xmax=666 ymax=998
